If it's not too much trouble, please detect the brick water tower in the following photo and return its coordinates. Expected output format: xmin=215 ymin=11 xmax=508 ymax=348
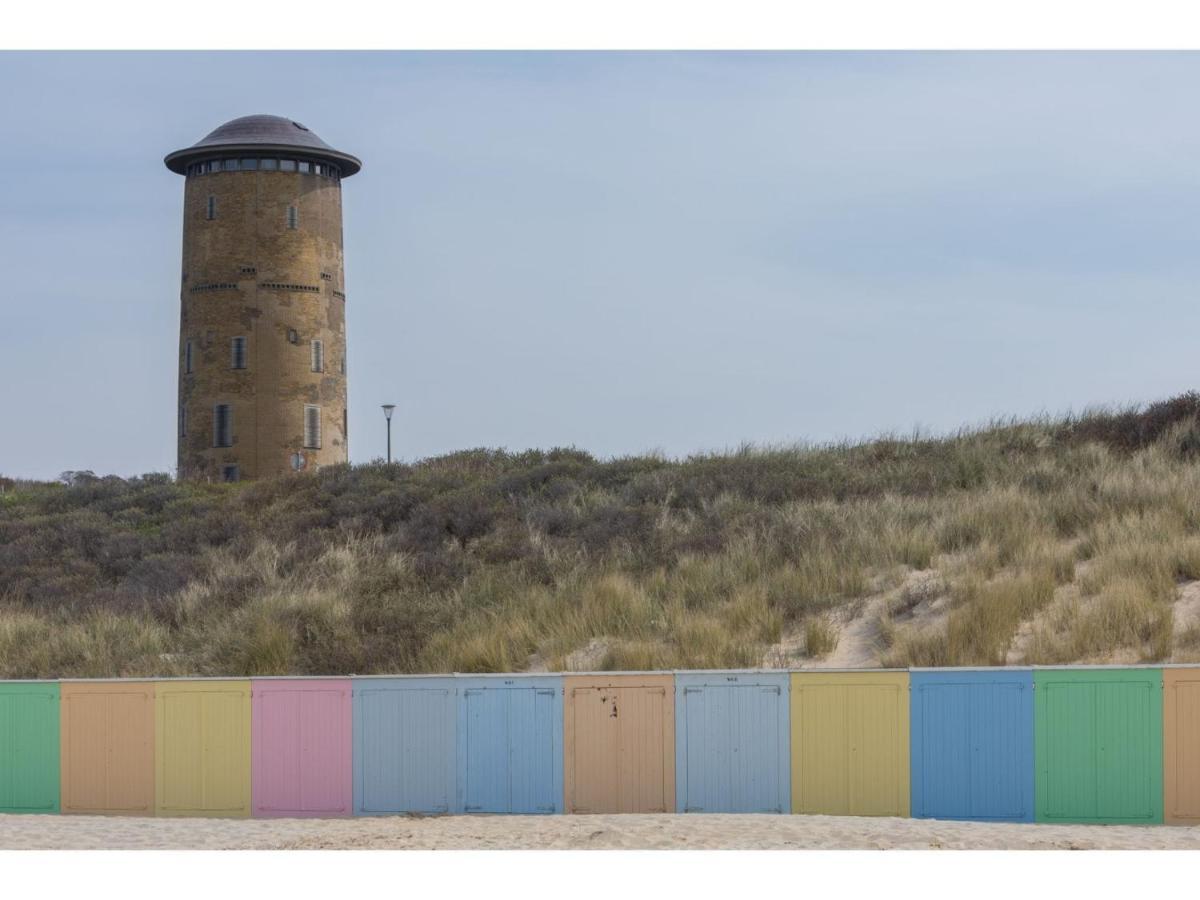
xmin=165 ymin=115 xmax=361 ymax=481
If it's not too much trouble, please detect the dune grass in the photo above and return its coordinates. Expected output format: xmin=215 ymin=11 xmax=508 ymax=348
xmin=3 ymin=393 xmax=1200 ymax=677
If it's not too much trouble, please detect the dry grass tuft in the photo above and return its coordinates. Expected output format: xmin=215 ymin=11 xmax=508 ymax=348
xmin=803 ymin=615 xmax=839 ymax=659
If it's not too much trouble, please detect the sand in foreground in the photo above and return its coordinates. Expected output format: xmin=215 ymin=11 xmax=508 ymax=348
xmin=2 ymin=813 xmax=1200 ymax=850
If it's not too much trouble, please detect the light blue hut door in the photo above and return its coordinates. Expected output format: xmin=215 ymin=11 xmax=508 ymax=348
xmin=463 ymin=685 xmax=559 ymax=813
xmin=463 ymin=688 xmax=509 ymax=812
xmin=509 ymin=687 xmax=558 ymax=814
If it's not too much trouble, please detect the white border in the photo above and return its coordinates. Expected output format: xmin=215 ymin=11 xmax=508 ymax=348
xmin=0 ymin=850 xmax=1195 ymax=899
xmin=6 ymin=1 xmax=1200 ymax=50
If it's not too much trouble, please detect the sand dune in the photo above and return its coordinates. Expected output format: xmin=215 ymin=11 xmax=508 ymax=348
xmin=2 ymin=813 xmax=1200 ymax=850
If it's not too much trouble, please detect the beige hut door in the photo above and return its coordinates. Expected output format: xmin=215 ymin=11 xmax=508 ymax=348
xmin=569 ymin=687 xmax=621 ymax=813
xmin=615 ymin=686 xmax=669 ymax=813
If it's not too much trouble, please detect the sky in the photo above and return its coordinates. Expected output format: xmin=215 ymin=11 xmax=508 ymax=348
xmin=1 ymin=51 xmax=1199 ymax=480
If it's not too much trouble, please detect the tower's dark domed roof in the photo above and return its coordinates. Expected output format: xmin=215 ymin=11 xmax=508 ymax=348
xmin=164 ymin=114 xmax=361 ymax=176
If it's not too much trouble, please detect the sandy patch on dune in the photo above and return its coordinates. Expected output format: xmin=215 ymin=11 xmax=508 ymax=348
xmin=811 ymin=596 xmax=887 ymax=669
xmin=764 ymin=569 xmax=949 ymax=670
xmin=3 ymin=813 xmax=1199 ymax=851
xmin=1172 ymin=581 xmax=1200 ymax=634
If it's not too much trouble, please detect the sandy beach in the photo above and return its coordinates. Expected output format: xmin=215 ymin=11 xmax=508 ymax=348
xmin=2 ymin=813 xmax=1199 ymax=850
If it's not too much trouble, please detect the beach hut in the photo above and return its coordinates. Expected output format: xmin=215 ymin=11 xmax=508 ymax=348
xmin=0 ymin=681 xmax=60 ymax=814
xmin=674 ymin=672 xmax=789 ymax=813
xmin=457 ymin=675 xmax=563 ymax=814
xmin=252 ymin=678 xmax=352 ymax=818
xmin=790 ymin=671 xmax=910 ymax=817
xmin=910 ymin=669 xmax=1034 ymax=822
xmin=564 ymin=674 xmax=674 ymax=814
xmin=60 ymin=681 xmax=155 ymax=816
xmin=1163 ymin=667 xmax=1200 ymax=825
xmin=353 ymin=676 xmax=457 ymax=815
xmin=1035 ymin=667 xmax=1162 ymax=824
xmin=155 ymin=680 xmax=252 ymax=818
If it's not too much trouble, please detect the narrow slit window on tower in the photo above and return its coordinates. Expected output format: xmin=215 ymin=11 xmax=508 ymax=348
xmin=304 ymin=405 xmax=321 ymax=449
xmin=179 ymin=404 xmax=187 ymax=438
xmin=287 ymin=205 xmax=298 ymax=229
xmin=222 ymin=465 xmax=240 ymax=483
xmin=206 ymin=195 xmax=216 ymax=220
xmin=184 ymin=339 xmax=194 ymax=374
xmin=213 ymin=404 xmax=233 ymax=448
xmin=231 ymin=336 xmax=247 ymax=370
xmin=310 ymin=339 xmax=324 ymax=373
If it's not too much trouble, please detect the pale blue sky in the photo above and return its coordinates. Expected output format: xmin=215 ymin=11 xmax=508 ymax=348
xmin=2 ymin=52 xmax=1198 ymax=480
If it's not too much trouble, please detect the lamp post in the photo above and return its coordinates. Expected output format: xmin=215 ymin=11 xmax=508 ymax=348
xmin=381 ymin=404 xmax=396 ymax=465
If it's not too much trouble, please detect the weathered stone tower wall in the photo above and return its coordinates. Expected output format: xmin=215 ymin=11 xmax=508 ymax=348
xmin=166 ymin=116 xmax=361 ymax=482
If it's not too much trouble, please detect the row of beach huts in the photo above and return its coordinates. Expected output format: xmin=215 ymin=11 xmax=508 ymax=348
xmin=0 ymin=667 xmax=1198 ymax=824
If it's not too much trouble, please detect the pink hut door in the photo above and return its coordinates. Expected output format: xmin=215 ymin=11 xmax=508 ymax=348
xmin=252 ymin=680 xmax=352 ymax=817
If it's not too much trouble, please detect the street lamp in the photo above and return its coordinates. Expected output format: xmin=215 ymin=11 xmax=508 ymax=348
xmin=381 ymin=404 xmax=396 ymax=464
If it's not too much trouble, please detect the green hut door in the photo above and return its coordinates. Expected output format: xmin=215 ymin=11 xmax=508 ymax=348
xmin=0 ymin=682 xmax=61 ymax=813
xmin=1035 ymin=670 xmax=1162 ymax=824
